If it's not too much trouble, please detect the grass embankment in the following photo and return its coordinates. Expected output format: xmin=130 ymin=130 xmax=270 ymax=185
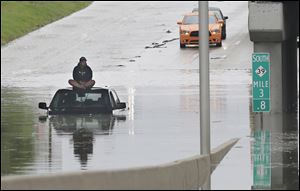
xmin=1 ymin=1 xmax=92 ymax=45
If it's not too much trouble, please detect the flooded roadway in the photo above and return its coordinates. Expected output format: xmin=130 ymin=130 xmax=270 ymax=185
xmin=1 ymin=1 xmax=298 ymax=189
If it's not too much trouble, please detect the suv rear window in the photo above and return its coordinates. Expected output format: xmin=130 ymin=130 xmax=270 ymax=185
xmin=50 ymin=90 xmax=110 ymax=108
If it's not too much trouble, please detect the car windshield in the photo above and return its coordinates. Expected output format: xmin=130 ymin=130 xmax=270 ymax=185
xmin=182 ymin=15 xmax=198 ymax=24
xmin=183 ymin=15 xmax=217 ymax=25
xmin=211 ymin=10 xmax=222 ymax=20
xmin=209 ymin=15 xmax=217 ymax=24
xmin=50 ymin=90 xmax=110 ymax=109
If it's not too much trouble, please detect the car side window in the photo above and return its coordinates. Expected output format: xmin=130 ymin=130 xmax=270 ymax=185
xmin=110 ymin=90 xmax=121 ymax=108
xmin=112 ymin=90 xmax=120 ymax=104
xmin=214 ymin=11 xmax=222 ymax=20
xmin=218 ymin=10 xmax=224 ymax=19
xmin=109 ymin=91 xmax=117 ymax=108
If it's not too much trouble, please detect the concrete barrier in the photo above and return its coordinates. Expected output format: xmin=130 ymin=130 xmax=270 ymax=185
xmin=211 ymin=138 xmax=240 ymax=172
xmin=1 ymin=138 xmax=239 ymax=190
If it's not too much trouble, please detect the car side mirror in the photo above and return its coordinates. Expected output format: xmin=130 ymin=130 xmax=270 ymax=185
xmin=116 ymin=102 xmax=126 ymax=110
xmin=224 ymin=16 xmax=228 ymax=20
xmin=39 ymin=102 xmax=48 ymax=110
xmin=177 ymin=21 xmax=182 ymax=25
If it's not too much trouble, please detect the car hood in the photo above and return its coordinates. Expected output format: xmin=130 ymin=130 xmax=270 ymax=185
xmin=209 ymin=23 xmax=220 ymax=31
xmin=180 ymin=24 xmax=198 ymax=31
xmin=181 ymin=24 xmax=220 ymax=32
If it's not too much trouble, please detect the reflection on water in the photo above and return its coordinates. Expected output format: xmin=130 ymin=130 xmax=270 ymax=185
xmin=251 ymin=113 xmax=299 ymax=190
xmin=73 ymin=128 xmax=93 ymax=168
xmin=1 ymin=88 xmax=35 ymax=176
xmin=48 ymin=114 xmax=126 ymax=170
xmin=251 ymin=129 xmax=271 ymax=189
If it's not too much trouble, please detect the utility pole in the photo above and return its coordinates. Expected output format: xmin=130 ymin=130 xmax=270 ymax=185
xmin=199 ymin=1 xmax=211 ymax=189
xmin=199 ymin=1 xmax=210 ymax=157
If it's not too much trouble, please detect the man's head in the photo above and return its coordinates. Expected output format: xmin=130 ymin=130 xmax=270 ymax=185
xmin=79 ymin=57 xmax=87 ymax=67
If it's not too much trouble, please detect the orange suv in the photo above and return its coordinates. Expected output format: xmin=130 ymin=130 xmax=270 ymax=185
xmin=177 ymin=12 xmax=223 ymax=48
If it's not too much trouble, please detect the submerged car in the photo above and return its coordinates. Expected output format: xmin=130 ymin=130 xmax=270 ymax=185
xmin=177 ymin=12 xmax=223 ymax=48
xmin=192 ymin=7 xmax=228 ymax=39
xmin=39 ymin=87 xmax=126 ymax=115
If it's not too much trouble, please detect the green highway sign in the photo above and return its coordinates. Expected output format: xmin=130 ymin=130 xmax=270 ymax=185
xmin=252 ymin=53 xmax=270 ymax=112
xmin=252 ymin=130 xmax=271 ymax=189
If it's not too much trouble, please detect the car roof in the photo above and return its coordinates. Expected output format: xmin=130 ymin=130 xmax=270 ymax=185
xmin=184 ymin=12 xmax=198 ymax=16
xmin=209 ymin=7 xmax=221 ymax=11
xmin=209 ymin=11 xmax=216 ymax=16
xmin=193 ymin=7 xmax=221 ymax=12
xmin=59 ymin=87 xmax=112 ymax=91
xmin=182 ymin=11 xmax=217 ymax=20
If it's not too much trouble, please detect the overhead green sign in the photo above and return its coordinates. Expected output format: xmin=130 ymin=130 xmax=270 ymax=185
xmin=252 ymin=53 xmax=270 ymax=112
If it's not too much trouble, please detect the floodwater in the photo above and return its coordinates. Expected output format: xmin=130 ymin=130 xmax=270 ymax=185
xmin=1 ymin=1 xmax=298 ymax=189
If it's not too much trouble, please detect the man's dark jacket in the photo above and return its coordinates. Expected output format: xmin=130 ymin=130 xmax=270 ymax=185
xmin=73 ymin=64 xmax=93 ymax=82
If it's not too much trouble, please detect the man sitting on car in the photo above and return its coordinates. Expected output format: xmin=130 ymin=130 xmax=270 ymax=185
xmin=68 ymin=57 xmax=95 ymax=90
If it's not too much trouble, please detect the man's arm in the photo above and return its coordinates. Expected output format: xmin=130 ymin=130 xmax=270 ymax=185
xmin=73 ymin=66 xmax=79 ymax=81
xmin=87 ymin=66 xmax=93 ymax=80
